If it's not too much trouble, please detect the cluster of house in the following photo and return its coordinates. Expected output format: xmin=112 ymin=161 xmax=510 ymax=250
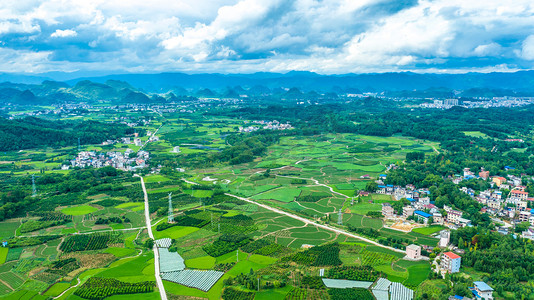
xmin=238 ymin=120 xmax=293 ymax=133
xmin=379 ymin=167 xmax=534 ymax=232
xmin=406 ymin=243 xmax=493 ymax=299
xmin=64 ymin=149 xmax=150 ymax=171
xmin=420 ymin=97 xmax=534 ymax=109
xmin=239 ymin=120 xmax=294 ymax=132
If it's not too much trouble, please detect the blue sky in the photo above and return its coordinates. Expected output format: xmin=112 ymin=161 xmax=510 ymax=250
xmin=1 ymin=0 xmax=534 ymax=74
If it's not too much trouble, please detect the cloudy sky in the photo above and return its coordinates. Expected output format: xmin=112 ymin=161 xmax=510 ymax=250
xmin=1 ymin=0 xmax=534 ymax=74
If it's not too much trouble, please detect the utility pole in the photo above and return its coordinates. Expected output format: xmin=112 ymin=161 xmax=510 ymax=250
xmin=338 ymin=209 xmax=343 ymax=225
xmin=236 ymin=249 xmax=239 ymax=262
xmin=78 ymin=137 xmax=81 ymax=152
xmin=168 ymin=193 xmax=174 ymax=223
xmin=32 ymin=174 xmax=37 ymax=197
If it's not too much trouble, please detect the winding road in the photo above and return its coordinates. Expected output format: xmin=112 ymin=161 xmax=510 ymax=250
xmin=136 ymin=174 xmax=167 ymax=300
xmin=225 ymin=193 xmax=406 ymax=254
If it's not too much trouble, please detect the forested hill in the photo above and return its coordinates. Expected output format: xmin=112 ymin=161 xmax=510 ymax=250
xmin=0 ymin=117 xmax=135 ymax=151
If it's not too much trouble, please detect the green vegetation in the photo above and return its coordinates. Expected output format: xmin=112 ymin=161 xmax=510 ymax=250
xmin=328 ymin=288 xmax=374 ymax=300
xmin=59 ymin=232 xmax=122 ymax=252
xmin=74 ymin=277 xmax=154 ymax=299
xmin=61 ymin=205 xmax=99 ymax=216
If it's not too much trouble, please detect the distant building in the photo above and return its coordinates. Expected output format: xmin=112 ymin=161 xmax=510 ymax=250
xmin=511 ymin=190 xmax=529 ymax=200
xmin=439 ymin=230 xmax=450 ymax=248
xmin=172 ymin=146 xmax=181 ymax=153
xmin=447 ymin=210 xmax=463 ymax=225
xmin=492 ymin=177 xmax=507 ymax=187
xmin=414 ymin=210 xmax=432 ymax=225
xmin=441 ymin=252 xmax=461 ymax=273
xmin=382 ymin=203 xmax=395 ymax=218
xmin=403 ymin=206 xmax=415 ymax=218
xmin=134 ymin=138 xmax=142 ymax=146
xmin=472 ymin=281 xmax=494 ymax=299
xmin=519 ymin=211 xmax=531 ymax=223
xmin=479 ymin=169 xmax=490 ymax=180
xmin=406 ymin=244 xmax=421 ymax=260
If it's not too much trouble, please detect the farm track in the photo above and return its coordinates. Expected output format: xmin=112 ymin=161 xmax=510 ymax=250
xmin=225 ymin=193 xmax=405 ymax=254
xmin=137 ymin=175 xmax=167 ymax=300
xmin=52 ymin=277 xmax=80 ymax=299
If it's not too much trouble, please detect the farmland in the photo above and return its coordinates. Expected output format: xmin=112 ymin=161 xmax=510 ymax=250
xmin=0 ymin=103 xmax=442 ymax=300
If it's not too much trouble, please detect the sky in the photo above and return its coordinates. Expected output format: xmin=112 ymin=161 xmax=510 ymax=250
xmin=1 ymin=0 xmax=534 ymax=75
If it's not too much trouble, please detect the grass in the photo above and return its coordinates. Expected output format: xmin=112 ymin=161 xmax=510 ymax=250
xmin=154 ymin=226 xmax=200 ymax=240
xmin=0 ymin=222 xmax=20 ymax=240
xmin=411 ymin=225 xmax=446 ymax=235
xmin=97 ymin=252 xmax=154 ymax=282
xmin=350 ymin=203 xmax=382 ymax=215
xmin=254 ymin=285 xmax=292 ymax=300
xmin=105 ymin=247 xmax=138 ymax=258
xmin=405 ymin=264 xmax=431 ymax=286
xmin=248 ymin=254 xmax=277 ymax=265
xmin=61 ymin=205 xmax=99 ymax=216
xmin=251 ymin=187 xmax=301 ymax=203
xmin=43 ymin=282 xmax=70 ymax=297
xmin=0 ymin=247 xmax=8 ymax=264
xmin=185 ymin=256 xmax=216 ymax=269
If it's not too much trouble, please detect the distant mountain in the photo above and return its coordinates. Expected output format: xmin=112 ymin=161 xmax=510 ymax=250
xmin=1 ymin=71 xmax=534 ymax=103
xmin=57 ymin=71 xmax=534 ymax=93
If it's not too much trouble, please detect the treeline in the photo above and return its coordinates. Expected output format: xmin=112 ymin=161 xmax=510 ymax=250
xmin=0 ymin=116 xmax=136 ymax=151
xmin=0 ymin=166 xmax=134 ymax=221
xmin=451 ymin=227 xmax=534 ymax=298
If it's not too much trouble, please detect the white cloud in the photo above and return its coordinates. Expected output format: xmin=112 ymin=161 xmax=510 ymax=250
xmin=0 ymin=0 xmax=532 ymax=73
xmin=520 ymin=35 xmax=534 ymax=60
xmin=51 ymin=29 xmax=77 ymax=38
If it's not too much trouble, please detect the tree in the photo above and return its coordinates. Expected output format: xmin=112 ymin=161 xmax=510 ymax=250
xmin=515 ymin=221 xmax=530 ymax=233
xmin=144 ymin=239 xmax=154 ymax=249
xmin=365 ymin=181 xmax=378 ymax=192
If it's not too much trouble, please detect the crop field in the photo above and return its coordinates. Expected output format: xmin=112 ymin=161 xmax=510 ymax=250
xmin=251 ymin=187 xmax=301 ymax=203
xmin=411 ymin=225 xmax=446 ymax=235
xmin=0 ymin=221 xmax=20 ymax=240
xmin=43 ymin=282 xmax=71 ymax=297
xmin=0 ymin=247 xmax=8 ymax=264
xmin=61 ymin=205 xmax=99 ymax=216
xmin=0 ymin=113 xmax=440 ymax=300
xmin=154 ymin=226 xmax=200 ymax=240
xmin=185 ymin=256 xmax=216 ymax=269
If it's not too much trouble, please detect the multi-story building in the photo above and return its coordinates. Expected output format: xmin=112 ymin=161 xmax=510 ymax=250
xmin=403 ymin=206 xmax=415 ymax=218
xmin=406 ymin=244 xmax=421 ymax=260
xmin=447 ymin=210 xmax=463 ymax=224
xmin=441 ymin=252 xmax=461 ymax=273
xmin=492 ymin=177 xmax=507 ymax=187
xmin=511 ymin=190 xmax=529 ymax=200
xmin=519 ymin=211 xmax=531 ymax=222
xmin=439 ymin=230 xmax=450 ymax=248
xmin=382 ymin=203 xmax=395 ymax=218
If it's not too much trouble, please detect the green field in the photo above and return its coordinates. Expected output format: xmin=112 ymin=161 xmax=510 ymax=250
xmin=43 ymin=282 xmax=71 ymax=297
xmin=251 ymin=187 xmax=301 ymax=203
xmin=154 ymin=226 xmax=200 ymax=240
xmin=185 ymin=256 xmax=216 ymax=269
xmin=411 ymin=225 xmax=446 ymax=235
xmin=61 ymin=205 xmax=99 ymax=216
xmin=0 ymin=248 xmax=8 ymax=264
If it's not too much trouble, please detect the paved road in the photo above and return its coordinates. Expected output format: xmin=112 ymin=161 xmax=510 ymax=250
xmin=137 ymin=175 xmax=167 ymax=300
xmin=225 ymin=193 xmax=406 ymax=254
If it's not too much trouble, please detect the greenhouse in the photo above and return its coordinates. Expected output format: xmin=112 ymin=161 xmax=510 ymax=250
xmin=322 ymin=278 xmax=373 ymax=289
xmin=155 ymin=238 xmax=172 ymax=248
xmin=161 ymin=270 xmax=224 ymax=292
xmin=158 ymin=248 xmax=185 ymax=273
